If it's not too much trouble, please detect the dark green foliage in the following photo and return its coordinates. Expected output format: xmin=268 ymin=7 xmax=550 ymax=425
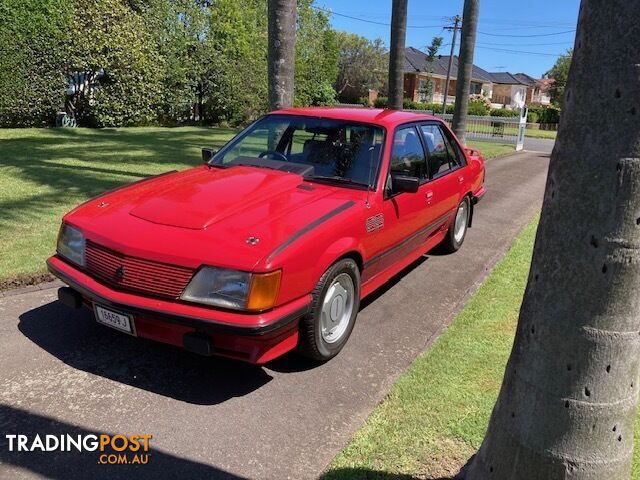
xmin=527 ymin=105 xmax=560 ymax=124
xmin=70 ymin=0 xmax=164 ymax=127
xmin=545 ymin=49 xmax=572 ymax=107
xmin=0 ymin=0 xmax=341 ymax=127
xmin=0 ymin=0 xmax=72 ymax=127
xmin=335 ymin=32 xmax=388 ymax=103
xmin=490 ymin=108 xmax=520 ymax=118
xmin=295 ymin=0 xmax=338 ymax=107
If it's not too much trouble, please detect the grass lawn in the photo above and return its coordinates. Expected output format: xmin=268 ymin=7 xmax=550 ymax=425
xmin=0 ymin=128 xmax=514 ymax=286
xmin=323 ymin=216 xmax=640 ymax=479
xmin=0 ymin=127 xmax=236 ymax=284
xmin=466 ymin=141 xmax=513 ymax=159
xmin=524 ymin=128 xmax=557 ymax=139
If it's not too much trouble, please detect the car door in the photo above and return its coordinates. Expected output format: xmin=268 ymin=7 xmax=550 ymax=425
xmin=364 ymin=124 xmax=439 ymax=278
xmin=419 ymin=122 xmax=465 ymax=226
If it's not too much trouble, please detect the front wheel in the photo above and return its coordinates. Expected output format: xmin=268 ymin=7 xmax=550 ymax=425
xmin=439 ymin=196 xmax=471 ymax=253
xmin=298 ymin=258 xmax=360 ymax=361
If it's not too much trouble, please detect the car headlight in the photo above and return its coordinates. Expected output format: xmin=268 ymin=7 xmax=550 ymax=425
xmin=57 ymin=224 xmax=86 ymax=267
xmin=180 ymin=267 xmax=281 ymax=312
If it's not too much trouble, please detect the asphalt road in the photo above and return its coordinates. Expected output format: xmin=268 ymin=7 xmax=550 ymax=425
xmin=524 ymin=136 xmax=555 ymax=154
xmin=0 ymin=151 xmax=550 ymax=480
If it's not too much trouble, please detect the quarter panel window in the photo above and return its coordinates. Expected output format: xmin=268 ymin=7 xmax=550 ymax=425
xmin=420 ymin=124 xmax=452 ymax=177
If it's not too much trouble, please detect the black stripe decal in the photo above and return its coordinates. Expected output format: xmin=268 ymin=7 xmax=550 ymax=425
xmin=266 ymin=201 xmax=356 ymax=263
xmin=363 ymin=211 xmax=453 ymax=269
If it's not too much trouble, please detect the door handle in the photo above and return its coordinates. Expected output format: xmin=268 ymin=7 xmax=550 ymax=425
xmin=457 ymin=175 xmax=465 ymax=184
xmin=425 ymin=190 xmax=434 ymax=205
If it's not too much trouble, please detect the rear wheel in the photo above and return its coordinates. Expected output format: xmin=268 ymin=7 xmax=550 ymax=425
xmin=439 ymin=196 xmax=471 ymax=253
xmin=298 ymin=258 xmax=360 ymax=361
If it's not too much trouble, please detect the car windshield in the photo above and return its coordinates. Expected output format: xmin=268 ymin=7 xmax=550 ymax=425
xmin=213 ymin=114 xmax=385 ymax=188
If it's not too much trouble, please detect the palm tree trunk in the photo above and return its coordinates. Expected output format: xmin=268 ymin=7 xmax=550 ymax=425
xmin=451 ymin=0 xmax=479 ymax=143
xmin=387 ymin=0 xmax=408 ymax=110
xmin=464 ymin=1 xmax=640 ymax=478
xmin=267 ymin=0 xmax=296 ymax=111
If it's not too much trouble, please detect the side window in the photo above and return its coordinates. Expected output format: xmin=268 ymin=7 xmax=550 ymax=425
xmin=441 ymin=127 xmax=464 ymax=168
xmin=420 ymin=124 xmax=452 ymax=177
xmin=390 ymin=126 xmax=427 ymax=179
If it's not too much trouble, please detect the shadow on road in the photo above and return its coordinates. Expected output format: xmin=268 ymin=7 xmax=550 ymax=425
xmin=0 ymin=404 xmax=246 ymax=480
xmin=18 ymin=301 xmax=274 ymax=405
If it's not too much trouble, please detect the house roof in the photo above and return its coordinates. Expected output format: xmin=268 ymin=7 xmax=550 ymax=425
xmin=513 ymin=73 xmax=537 ymax=85
xmin=488 ymin=72 xmax=528 ymax=85
xmin=404 ymin=47 xmax=493 ymax=83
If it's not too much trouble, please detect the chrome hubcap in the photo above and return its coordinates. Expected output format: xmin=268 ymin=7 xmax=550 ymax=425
xmin=454 ymin=201 xmax=469 ymax=243
xmin=320 ymin=273 xmax=355 ymax=344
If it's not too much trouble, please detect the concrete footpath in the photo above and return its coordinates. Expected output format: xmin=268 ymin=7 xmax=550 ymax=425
xmin=0 ymin=151 xmax=550 ymax=479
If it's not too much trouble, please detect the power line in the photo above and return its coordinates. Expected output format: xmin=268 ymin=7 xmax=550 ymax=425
xmin=312 ymin=6 xmax=445 ymax=29
xmin=478 ymin=29 xmax=576 ymax=37
xmin=476 ymin=41 xmax=573 ymax=47
xmin=475 ymin=46 xmax=566 ymax=57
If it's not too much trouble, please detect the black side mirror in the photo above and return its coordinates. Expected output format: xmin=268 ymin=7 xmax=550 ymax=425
xmin=392 ymin=175 xmax=420 ymax=194
xmin=202 ymin=148 xmax=217 ymax=163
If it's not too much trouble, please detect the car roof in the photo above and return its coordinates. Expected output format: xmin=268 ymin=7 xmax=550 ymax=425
xmin=273 ymin=107 xmax=440 ymax=129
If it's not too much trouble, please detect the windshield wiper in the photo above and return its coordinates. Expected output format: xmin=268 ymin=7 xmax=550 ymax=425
xmin=306 ymin=175 xmax=370 ymax=188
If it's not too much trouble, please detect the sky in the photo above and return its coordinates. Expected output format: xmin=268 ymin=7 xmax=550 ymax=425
xmin=316 ymin=0 xmax=581 ymax=78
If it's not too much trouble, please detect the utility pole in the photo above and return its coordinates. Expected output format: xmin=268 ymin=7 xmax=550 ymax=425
xmin=442 ymin=15 xmax=461 ymax=114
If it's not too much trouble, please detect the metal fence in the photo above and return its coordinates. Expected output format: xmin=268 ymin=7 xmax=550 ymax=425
xmin=416 ymin=110 xmax=528 ymax=150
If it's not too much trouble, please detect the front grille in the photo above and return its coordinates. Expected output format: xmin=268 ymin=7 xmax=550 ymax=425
xmin=85 ymin=240 xmax=195 ymax=299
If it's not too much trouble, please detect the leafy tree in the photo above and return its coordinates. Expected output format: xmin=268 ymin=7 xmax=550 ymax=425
xmin=295 ymin=0 xmax=338 ymax=106
xmin=205 ymin=0 xmax=269 ymax=123
xmin=0 ymin=0 xmax=72 ymax=127
xmin=418 ymin=36 xmax=444 ymax=102
xmin=464 ymin=1 xmax=640 ymax=478
xmin=546 ymin=49 xmax=573 ymax=107
xmin=69 ymin=0 xmax=164 ymax=127
xmin=334 ymin=32 xmax=388 ymax=103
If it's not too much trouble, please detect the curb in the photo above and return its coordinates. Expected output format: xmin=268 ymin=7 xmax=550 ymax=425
xmin=0 ymin=279 xmax=64 ymax=298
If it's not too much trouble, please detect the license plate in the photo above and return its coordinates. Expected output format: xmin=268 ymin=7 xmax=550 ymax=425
xmin=94 ymin=304 xmax=136 ymax=335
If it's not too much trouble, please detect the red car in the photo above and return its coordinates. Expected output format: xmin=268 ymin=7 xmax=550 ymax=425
xmin=48 ymin=108 xmax=485 ymax=364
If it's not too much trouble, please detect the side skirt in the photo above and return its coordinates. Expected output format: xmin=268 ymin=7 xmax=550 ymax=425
xmin=360 ymin=228 xmax=448 ymax=299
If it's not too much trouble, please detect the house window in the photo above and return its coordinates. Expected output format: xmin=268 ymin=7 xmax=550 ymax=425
xmin=470 ymin=82 xmax=482 ymax=95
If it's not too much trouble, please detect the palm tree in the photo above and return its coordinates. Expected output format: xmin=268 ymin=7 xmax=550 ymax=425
xmin=387 ymin=0 xmax=408 ymax=110
xmin=451 ymin=0 xmax=479 ymax=143
xmin=267 ymin=0 xmax=296 ymax=111
xmin=463 ymin=1 xmax=640 ymax=478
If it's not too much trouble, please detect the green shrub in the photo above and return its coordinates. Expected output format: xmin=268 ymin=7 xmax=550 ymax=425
xmin=527 ymin=110 xmax=540 ymax=123
xmin=467 ymin=94 xmax=491 ymax=116
xmin=0 ymin=0 xmax=72 ymax=127
xmin=539 ymin=106 xmax=560 ymax=124
xmin=490 ymin=108 xmax=519 ymax=118
xmin=374 ymin=96 xmax=388 ymax=108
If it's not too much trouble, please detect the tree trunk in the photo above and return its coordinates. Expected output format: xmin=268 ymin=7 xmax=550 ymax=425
xmin=267 ymin=0 xmax=296 ymax=111
xmin=464 ymin=1 xmax=640 ymax=479
xmin=387 ymin=0 xmax=407 ymax=110
xmin=451 ymin=0 xmax=479 ymax=143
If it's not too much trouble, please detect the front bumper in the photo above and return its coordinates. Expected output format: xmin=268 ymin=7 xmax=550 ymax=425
xmin=47 ymin=256 xmax=310 ymax=364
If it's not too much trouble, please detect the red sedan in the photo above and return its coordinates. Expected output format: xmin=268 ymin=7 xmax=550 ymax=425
xmin=48 ymin=108 xmax=485 ymax=364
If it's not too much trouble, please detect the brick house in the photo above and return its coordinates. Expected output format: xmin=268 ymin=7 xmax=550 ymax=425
xmin=403 ymin=47 xmax=493 ymax=105
xmin=402 ymin=47 xmax=552 ymax=109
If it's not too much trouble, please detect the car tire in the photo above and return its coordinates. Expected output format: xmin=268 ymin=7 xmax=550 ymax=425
xmin=439 ymin=196 xmax=471 ymax=253
xmin=297 ymin=258 xmax=360 ymax=361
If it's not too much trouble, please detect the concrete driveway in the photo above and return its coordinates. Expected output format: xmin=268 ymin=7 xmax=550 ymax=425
xmin=0 ymin=151 xmax=549 ymax=480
